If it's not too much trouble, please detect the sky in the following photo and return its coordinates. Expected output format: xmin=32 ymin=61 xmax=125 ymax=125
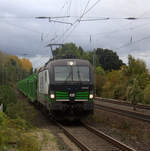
xmin=1 ymin=0 xmax=150 ymax=68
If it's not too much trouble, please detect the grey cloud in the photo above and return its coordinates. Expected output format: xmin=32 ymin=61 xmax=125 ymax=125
xmin=0 ymin=0 xmax=150 ymax=67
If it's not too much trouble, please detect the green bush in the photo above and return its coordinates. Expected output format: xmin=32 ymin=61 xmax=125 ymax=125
xmin=0 ymin=112 xmax=39 ymax=151
xmin=6 ymin=101 xmax=26 ymax=119
xmin=0 ymin=85 xmax=17 ymax=112
xmin=113 ymin=84 xmax=127 ymax=99
xmin=101 ymin=70 xmax=127 ymax=99
xmin=96 ymin=74 xmax=106 ymax=96
xmin=0 ymin=111 xmax=7 ymax=125
xmin=126 ymin=78 xmax=144 ymax=104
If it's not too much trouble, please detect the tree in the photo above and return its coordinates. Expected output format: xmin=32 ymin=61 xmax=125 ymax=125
xmin=143 ymin=84 xmax=150 ymax=104
xmin=0 ymin=51 xmax=33 ymax=84
xmin=96 ymin=66 xmax=105 ymax=75
xmin=102 ymin=70 xmax=128 ymax=99
xmin=53 ymin=43 xmax=81 ymax=58
xmin=126 ymin=55 xmax=148 ymax=76
xmin=96 ymin=48 xmax=124 ymax=71
xmin=122 ymin=55 xmax=150 ymax=90
xmin=21 ymin=58 xmax=32 ymax=73
xmin=52 ymin=43 xmax=99 ymax=65
xmin=95 ymin=66 xmax=106 ymax=96
xmin=126 ymin=78 xmax=143 ymax=110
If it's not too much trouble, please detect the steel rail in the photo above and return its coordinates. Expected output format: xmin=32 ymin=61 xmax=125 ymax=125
xmin=83 ymin=123 xmax=136 ymax=151
xmin=95 ymin=103 xmax=150 ymax=123
xmin=55 ymin=120 xmax=136 ymax=151
xmin=55 ymin=121 xmax=92 ymax=151
xmin=96 ymin=97 xmax=150 ymax=110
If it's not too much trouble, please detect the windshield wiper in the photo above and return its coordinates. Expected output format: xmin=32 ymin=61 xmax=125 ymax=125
xmin=77 ymin=67 xmax=81 ymax=82
xmin=64 ymin=68 xmax=72 ymax=82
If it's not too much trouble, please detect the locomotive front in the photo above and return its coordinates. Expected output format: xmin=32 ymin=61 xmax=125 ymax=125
xmin=48 ymin=59 xmax=94 ymax=119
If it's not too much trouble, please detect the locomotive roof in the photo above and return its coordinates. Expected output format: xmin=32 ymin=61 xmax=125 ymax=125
xmin=46 ymin=59 xmax=91 ymax=67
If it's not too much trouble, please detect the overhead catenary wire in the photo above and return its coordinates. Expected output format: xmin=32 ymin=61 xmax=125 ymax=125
xmin=2 ymin=20 xmax=42 ymax=34
xmin=3 ymin=14 xmax=150 ymax=40
xmin=116 ymin=34 xmax=150 ymax=50
xmin=33 ymin=55 xmax=50 ymax=68
xmin=93 ymin=20 xmax=150 ymax=38
xmin=35 ymin=16 xmax=72 ymax=25
xmin=78 ymin=17 xmax=150 ymax=22
xmin=48 ymin=19 xmax=72 ymax=25
xmin=41 ymin=20 xmax=150 ymax=39
xmin=0 ymin=16 xmax=70 ymax=19
xmin=2 ymin=16 xmax=150 ymax=20
xmin=49 ymin=0 xmax=92 ymax=42
xmin=57 ymin=0 xmax=102 ymax=43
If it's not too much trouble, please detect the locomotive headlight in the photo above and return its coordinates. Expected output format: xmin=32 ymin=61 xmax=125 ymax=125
xmin=89 ymin=94 xmax=93 ymax=99
xmin=67 ymin=61 xmax=75 ymax=66
xmin=69 ymin=61 xmax=74 ymax=66
xmin=50 ymin=94 xmax=55 ymax=99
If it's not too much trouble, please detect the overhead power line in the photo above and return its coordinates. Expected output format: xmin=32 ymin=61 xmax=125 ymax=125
xmin=58 ymin=0 xmax=102 ymax=43
xmin=51 ymin=0 xmax=92 ymax=42
xmin=49 ymin=19 xmax=72 ymax=25
xmin=78 ymin=17 xmax=150 ymax=22
xmin=2 ymin=16 xmax=150 ymax=21
xmin=94 ymin=21 xmax=150 ymax=37
xmin=78 ymin=17 xmax=109 ymax=21
xmin=35 ymin=16 xmax=70 ymax=19
xmin=0 ymin=16 xmax=70 ymax=19
xmin=35 ymin=16 xmax=72 ymax=25
xmin=116 ymin=34 xmax=150 ymax=50
xmin=81 ymin=0 xmax=101 ymax=18
xmin=2 ymin=21 xmax=42 ymax=34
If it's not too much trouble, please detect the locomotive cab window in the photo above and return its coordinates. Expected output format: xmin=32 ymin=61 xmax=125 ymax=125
xmin=73 ymin=66 xmax=89 ymax=81
xmin=54 ymin=66 xmax=90 ymax=82
xmin=55 ymin=66 xmax=71 ymax=81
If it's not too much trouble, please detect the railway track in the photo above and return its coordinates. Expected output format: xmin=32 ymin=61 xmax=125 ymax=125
xmin=55 ymin=121 xmax=136 ymax=151
xmin=96 ymin=97 xmax=150 ymax=110
xmin=95 ymin=103 xmax=150 ymax=123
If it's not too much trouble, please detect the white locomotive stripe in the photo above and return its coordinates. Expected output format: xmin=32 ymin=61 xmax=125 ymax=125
xmin=56 ymin=99 xmax=70 ymax=101
xmin=75 ymin=99 xmax=88 ymax=101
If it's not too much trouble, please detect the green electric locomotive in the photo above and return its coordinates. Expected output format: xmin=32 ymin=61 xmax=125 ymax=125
xmin=18 ymin=58 xmax=94 ymax=120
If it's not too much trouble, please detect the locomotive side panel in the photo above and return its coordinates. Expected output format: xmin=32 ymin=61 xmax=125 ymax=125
xmin=37 ymin=69 xmax=50 ymax=109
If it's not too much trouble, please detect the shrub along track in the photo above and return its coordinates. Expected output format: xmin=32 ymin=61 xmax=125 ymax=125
xmin=95 ymin=98 xmax=150 ymax=123
xmin=55 ymin=120 xmax=136 ymax=151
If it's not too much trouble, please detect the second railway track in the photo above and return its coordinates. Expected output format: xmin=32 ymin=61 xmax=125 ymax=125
xmin=96 ymin=97 xmax=150 ymax=110
xmin=55 ymin=121 xmax=136 ymax=151
xmin=94 ymin=103 xmax=150 ymax=123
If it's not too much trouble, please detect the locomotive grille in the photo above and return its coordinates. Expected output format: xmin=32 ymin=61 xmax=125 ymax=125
xmin=75 ymin=91 xmax=89 ymax=99
xmin=55 ymin=91 xmax=69 ymax=99
xmin=55 ymin=91 xmax=89 ymax=100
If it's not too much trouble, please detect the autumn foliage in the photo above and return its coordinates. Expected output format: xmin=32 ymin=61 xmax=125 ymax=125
xmin=96 ymin=55 xmax=150 ymax=104
xmin=0 ymin=51 xmax=33 ymax=84
xmin=21 ymin=58 xmax=32 ymax=73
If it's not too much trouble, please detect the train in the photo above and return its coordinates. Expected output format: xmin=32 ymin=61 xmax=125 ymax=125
xmin=18 ymin=58 xmax=94 ymax=120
